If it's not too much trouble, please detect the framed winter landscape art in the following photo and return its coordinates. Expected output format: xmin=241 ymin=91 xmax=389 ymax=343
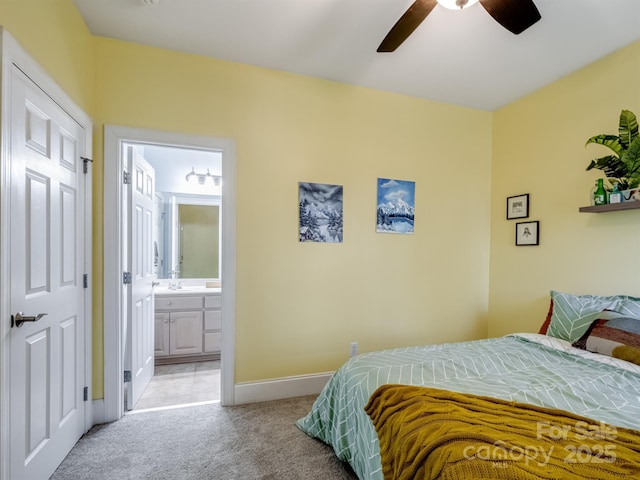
xmin=299 ymin=182 xmax=344 ymax=243
xmin=376 ymin=178 xmax=415 ymax=234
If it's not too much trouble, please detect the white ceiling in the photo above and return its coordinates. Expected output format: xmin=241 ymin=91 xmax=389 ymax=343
xmin=140 ymin=143 xmax=222 ymax=195
xmin=73 ymin=0 xmax=640 ymax=111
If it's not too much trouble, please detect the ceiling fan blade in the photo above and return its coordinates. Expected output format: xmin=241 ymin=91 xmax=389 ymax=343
xmin=479 ymin=0 xmax=541 ymax=35
xmin=377 ymin=0 xmax=438 ymax=52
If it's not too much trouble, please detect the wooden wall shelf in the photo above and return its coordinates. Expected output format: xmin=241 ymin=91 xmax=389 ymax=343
xmin=579 ymin=202 xmax=640 ymax=213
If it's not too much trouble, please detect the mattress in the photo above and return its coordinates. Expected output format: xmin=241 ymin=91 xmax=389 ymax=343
xmin=296 ymin=333 xmax=640 ymax=480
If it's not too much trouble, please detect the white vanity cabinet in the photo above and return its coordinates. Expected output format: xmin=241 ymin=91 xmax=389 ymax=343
xmin=203 ymin=294 xmax=222 ymax=354
xmin=154 ymin=290 xmax=221 ymax=364
xmin=154 ymin=310 xmax=203 ymax=357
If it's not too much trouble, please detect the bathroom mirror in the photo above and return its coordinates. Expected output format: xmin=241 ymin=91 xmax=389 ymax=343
xmin=141 ymin=143 xmax=223 ymax=282
xmin=155 ymin=193 xmax=221 ymax=280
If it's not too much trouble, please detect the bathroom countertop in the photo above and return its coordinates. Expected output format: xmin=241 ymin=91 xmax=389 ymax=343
xmin=154 ymin=286 xmax=221 ymax=296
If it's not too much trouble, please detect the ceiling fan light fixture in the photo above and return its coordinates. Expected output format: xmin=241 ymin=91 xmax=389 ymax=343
xmin=140 ymin=0 xmax=161 ymax=6
xmin=437 ymin=0 xmax=480 ymax=10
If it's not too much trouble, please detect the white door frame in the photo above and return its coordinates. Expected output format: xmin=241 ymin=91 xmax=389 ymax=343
xmin=103 ymin=125 xmax=236 ymax=422
xmin=0 ymin=29 xmax=93 ymax=480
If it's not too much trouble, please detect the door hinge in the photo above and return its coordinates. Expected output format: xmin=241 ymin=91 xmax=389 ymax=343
xmin=123 ymin=272 xmax=132 ymax=284
xmin=123 ymin=170 xmax=131 ymax=185
xmin=124 ymin=370 xmax=132 ymax=383
xmin=83 ymin=273 xmax=88 ymax=289
xmin=81 ymin=156 xmax=93 ymax=174
xmin=83 ymin=386 xmax=88 ymax=402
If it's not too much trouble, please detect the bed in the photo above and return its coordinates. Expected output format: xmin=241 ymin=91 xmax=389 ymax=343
xmin=297 ymin=291 xmax=640 ymax=479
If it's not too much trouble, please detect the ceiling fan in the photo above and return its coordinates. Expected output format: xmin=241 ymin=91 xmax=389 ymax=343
xmin=377 ymin=0 xmax=541 ymax=52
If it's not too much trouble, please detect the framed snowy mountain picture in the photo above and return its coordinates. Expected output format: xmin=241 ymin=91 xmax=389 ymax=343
xmin=376 ymin=178 xmax=415 ymax=234
xmin=299 ymin=182 xmax=344 ymax=243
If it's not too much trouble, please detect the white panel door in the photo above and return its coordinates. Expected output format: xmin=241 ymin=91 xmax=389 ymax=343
xmin=9 ymin=66 xmax=86 ymax=479
xmin=126 ymin=146 xmax=155 ymax=409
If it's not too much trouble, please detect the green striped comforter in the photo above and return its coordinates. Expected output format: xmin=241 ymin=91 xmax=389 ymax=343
xmin=296 ymin=333 xmax=640 ymax=480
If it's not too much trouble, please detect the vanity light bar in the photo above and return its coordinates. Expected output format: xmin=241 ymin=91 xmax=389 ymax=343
xmin=185 ymin=167 xmax=221 ymax=186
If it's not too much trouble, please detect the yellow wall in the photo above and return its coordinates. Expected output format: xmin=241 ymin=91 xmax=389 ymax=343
xmin=0 ymin=0 xmax=94 ymax=114
xmin=488 ymin=40 xmax=640 ymax=337
xmin=93 ymin=38 xmax=493 ymax=386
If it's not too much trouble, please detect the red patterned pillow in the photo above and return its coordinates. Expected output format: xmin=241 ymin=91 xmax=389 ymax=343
xmin=572 ymin=316 xmax=640 ymax=366
xmin=538 ymin=299 xmax=553 ymax=335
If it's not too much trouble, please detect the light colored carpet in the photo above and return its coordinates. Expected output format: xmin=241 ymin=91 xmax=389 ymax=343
xmin=51 ymin=395 xmax=357 ymax=480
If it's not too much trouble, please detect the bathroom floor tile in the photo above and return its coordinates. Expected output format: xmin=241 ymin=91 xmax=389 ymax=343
xmin=133 ymin=361 xmax=220 ymax=410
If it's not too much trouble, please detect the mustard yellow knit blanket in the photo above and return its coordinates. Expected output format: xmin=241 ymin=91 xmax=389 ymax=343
xmin=364 ymin=384 xmax=640 ymax=480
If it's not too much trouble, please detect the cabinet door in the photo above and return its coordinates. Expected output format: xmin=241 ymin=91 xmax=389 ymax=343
xmin=154 ymin=312 xmax=170 ymax=357
xmin=204 ymin=332 xmax=221 ymax=353
xmin=204 ymin=310 xmax=221 ymax=331
xmin=204 ymin=294 xmax=221 ymax=309
xmin=204 ymin=310 xmax=221 ymax=354
xmin=170 ymin=311 xmax=204 ymax=355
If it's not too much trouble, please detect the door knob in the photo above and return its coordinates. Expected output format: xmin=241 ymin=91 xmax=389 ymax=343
xmin=12 ymin=312 xmax=47 ymax=328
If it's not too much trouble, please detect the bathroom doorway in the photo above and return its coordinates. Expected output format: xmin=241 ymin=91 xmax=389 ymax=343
xmin=103 ymin=126 xmax=236 ymax=423
xmin=130 ymin=142 xmax=222 ymax=411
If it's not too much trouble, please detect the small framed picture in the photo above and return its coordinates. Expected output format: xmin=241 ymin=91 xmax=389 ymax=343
xmin=506 ymin=194 xmax=529 ymax=220
xmin=516 ymin=221 xmax=539 ymax=246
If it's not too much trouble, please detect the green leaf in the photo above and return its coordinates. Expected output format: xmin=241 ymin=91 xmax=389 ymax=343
xmin=618 ymin=109 xmax=639 ymax=149
xmin=585 ymin=134 xmax=624 ymax=157
xmin=585 ymin=110 xmax=640 ymax=188
xmin=585 ymin=154 xmax=628 ymax=178
xmin=610 ymin=178 xmax=631 ymax=190
xmin=620 ymin=136 xmax=640 ymax=177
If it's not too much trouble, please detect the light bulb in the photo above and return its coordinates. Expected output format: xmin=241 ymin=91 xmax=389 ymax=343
xmin=437 ymin=0 xmax=480 ymax=10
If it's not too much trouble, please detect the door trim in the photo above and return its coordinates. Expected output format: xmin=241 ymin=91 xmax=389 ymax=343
xmin=0 ymin=28 xmax=93 ymax=480
xmin=103 ymin=125 xmax=236 ymax=421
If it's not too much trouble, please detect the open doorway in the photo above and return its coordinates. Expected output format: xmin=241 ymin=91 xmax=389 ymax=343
xmin=102 ymin=126 xmax=236 ymax=424
xmin=131 ymin=143 xmax=222 ymax=411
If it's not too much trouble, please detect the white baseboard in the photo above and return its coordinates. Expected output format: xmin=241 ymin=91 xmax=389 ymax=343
xmin=233 ymin=371 xmax=334 ymax=405
xmin=88 ymin=372 xmax=334 ymax=429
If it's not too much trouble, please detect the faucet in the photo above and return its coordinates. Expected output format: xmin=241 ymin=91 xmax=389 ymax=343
xmin=168 ymin=281 xmax=182 ymax=290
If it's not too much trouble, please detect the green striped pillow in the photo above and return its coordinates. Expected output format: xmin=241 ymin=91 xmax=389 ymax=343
xmin=547 ymin=291 xmax=640 ymax=342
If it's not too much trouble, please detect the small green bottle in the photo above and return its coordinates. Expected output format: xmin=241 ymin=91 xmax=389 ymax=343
xmin=589 ymin=180 xmax=598 ymax=206
xmin=594 ymin=178 xmax=607 ymax=205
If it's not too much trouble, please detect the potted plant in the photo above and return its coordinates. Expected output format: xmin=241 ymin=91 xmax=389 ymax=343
xmin=585 ymin=109 xmax=640 ymax=192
